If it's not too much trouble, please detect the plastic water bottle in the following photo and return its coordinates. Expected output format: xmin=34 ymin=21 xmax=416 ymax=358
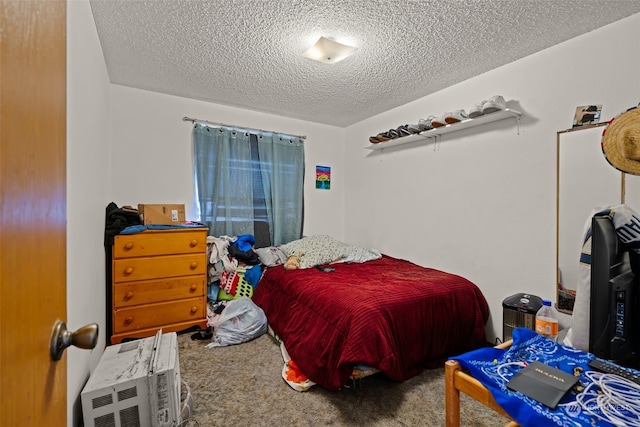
xmin=535 ymin=299 xmax=559 ymax=342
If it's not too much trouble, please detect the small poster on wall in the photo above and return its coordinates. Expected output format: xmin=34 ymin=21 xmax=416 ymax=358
xmin=316 ymin=165 xmax=331 ymax=190
xmin=572 ymin=104 xmax=602 ymax=128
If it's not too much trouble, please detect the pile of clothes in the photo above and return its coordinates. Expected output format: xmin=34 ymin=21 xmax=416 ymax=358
xmin=206 ymin=234 xmax=263 ymax=301
xmin=199 ymin=234 xmax=269 ymax=347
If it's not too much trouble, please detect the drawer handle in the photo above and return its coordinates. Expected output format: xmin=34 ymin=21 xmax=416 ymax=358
xmin=124 ymin=242 xmax=134 ymax=250
xmin=190 ymin=239 xmax=198 ymax=247
xmin=125 ymin=291 xmax=134 ymax=300
xmin=124 ymin=316 xmax=133 ymax=325
xmin=190 ymin=284 xmax=197 ymax=291
xmin=190 ymin=306 xmax=198 ymax=314
xmin=124 ymin=267 xmax=134 ymax=275
xmin=190 ymin=261 xmax=198 ymax=269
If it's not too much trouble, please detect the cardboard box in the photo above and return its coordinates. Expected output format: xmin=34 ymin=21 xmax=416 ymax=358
xmin=138 ymin=204 xmax=186 ymax=225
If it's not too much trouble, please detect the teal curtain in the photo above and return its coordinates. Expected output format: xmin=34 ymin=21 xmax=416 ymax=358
xmin=193 ymin=124 xmax=253 ymax=237
xmin=193 ymin=123 xmax=304 ymax=245
xmin=257 ymin=133 xmax=305 ymax=246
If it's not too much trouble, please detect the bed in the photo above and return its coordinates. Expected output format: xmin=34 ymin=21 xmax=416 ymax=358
xmin=251 ymin=238 xmax=490 ymax=391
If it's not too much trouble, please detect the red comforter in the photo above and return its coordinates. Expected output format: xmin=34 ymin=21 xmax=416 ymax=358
xmin=252 ymin=255 xmax=489 ymax=391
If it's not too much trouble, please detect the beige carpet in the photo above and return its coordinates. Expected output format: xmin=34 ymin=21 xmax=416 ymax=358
xmin=177 ymin=331 xmax=510 ymax=426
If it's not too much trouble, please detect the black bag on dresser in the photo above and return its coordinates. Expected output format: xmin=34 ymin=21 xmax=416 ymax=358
xmin=104 ymin=202 xmax=142 ymax=246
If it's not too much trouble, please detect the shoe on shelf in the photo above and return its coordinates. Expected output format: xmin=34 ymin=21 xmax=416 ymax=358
xmin=369 ymin=135 xmax=381 ymax=144
xmin=375 ymin=132 xmax=391 ymax=142
xmin=418 ymin=116 xmax=436 ymax=131
xmin=481 ymin=95 xmax=507 ymax=114
xmin=407 ymin=123 xmax=422 ymax=134
xmin=468 ymin=102 xmax=485 ymax=118
xmin=431 ymin=114 xmax=448 ymax=128
xmin=444 ymin=109 xmax=469 ymax=124
xmin=397 ymin=125 xmax=412 ymax=137
xmin=387 ymin=128 xmax=400 ymax=139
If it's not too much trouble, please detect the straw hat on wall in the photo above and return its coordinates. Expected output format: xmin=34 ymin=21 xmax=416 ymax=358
xmin=601 ymin=107 xmax=640 ymax=175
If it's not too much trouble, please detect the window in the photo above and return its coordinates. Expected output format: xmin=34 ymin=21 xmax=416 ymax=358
xmin=193 ymin=124 xmax=305 ymax=246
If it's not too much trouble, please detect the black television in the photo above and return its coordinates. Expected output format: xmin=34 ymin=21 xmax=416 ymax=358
xmin=589 ymin=214 xmax=639 ymax=365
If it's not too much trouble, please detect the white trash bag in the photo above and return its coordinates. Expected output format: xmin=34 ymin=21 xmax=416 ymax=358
xmin=206 ymin=297 xmax=267 ymax=348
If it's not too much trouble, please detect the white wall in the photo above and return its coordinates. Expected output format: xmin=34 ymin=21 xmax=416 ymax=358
xmin=67 ymin=1 xmax=112 ymax=425
xmin=108 ymin=86 xmax=346 ymax=239
xmin=344 ymin=14 xmax=640 ymax=343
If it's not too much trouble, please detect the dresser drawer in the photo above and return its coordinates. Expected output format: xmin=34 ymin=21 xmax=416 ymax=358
xmin=113 ymin=297 xmax=205 ymax=333
xmin=113 ymin=276 xmax=205 ymax=308
xmin=113 ymin=229 xmax=207 ymax=259
xmin=109 ymin=228 xmax=209 ymax=344
xmin=113 ymin=254 xmax=205 ymax=282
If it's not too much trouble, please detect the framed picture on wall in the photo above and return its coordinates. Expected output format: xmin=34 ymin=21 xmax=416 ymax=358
xmin=572 ymin=104 xmax=602 ymax=128
xmin=316 ymin=165 xmax=331 ymax=190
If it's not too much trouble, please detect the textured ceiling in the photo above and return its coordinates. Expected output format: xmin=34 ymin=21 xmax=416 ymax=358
xmin=89 ymin=0 xmax=640 ymax=127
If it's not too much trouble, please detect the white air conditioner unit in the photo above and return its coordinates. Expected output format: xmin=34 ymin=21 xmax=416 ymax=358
xmin=81 ymin=330 xmax=181 ymax=427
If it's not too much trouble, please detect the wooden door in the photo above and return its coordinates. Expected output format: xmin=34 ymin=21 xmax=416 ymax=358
xmin=0 ymin=1 xmax=67 ymax=425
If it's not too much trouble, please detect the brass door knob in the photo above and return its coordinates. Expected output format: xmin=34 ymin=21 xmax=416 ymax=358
xmin=50 ymin=321 xmax=98 ymax=361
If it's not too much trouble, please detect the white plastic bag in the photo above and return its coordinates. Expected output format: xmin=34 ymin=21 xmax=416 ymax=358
xmin=206 ymin=297 xmax=267 ymax=348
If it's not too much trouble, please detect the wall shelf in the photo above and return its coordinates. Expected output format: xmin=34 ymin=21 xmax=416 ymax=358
xmin=365 ymin=108 xmax=522 ymax=150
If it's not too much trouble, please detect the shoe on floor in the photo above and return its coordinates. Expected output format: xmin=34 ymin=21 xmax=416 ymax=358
xmin=482 ymin=95 xmax=506 ymax=114
xmin=444 ymin=110 xmax=468 ymax=124
xmin=431 ymin=114 xmax=448 ymax=128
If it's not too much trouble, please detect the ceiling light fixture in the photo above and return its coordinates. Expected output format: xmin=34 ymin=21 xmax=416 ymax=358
xmin=302 ymin=36 xmax=357 ymax=64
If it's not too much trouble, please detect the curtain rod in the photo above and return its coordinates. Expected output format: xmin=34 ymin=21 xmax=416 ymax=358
xmin=182 ymin=116 xmax=306 ymax=140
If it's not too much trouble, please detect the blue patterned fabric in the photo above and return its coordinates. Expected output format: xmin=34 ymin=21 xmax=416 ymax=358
xmin=452 ymin=328 xmax=633 ymax=427
xmin=120 ymin=223 xmax=206 ymax=234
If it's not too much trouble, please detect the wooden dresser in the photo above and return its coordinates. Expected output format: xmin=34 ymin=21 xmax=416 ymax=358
xmin=110 ymin=228 xmax=209 ymax=344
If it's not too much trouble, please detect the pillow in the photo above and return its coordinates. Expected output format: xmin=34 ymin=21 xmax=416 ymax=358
xmin=255 ymin=246 xmax=287 ymax=267
xmin=279 ymin=235 xmax=348 ymax=269
xmin=341 ymin=246 xmax=382 ymax=263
